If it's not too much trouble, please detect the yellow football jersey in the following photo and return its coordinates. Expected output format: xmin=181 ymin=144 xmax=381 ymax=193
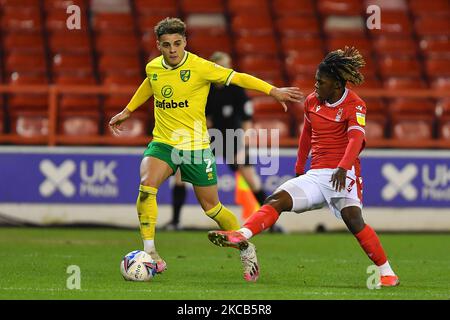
xmin=146 ymin=51 xmax=235 ymax=150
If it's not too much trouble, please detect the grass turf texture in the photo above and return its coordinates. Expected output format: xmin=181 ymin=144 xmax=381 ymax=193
xmin=0 ymin=228 xmax=449 ymax=300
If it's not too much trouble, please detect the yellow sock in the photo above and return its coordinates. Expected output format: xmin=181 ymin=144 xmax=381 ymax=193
xmin=136 ymin=185 xmax=158 ymax=240
xmin=205 ymin=202 xmax=240 ymax=231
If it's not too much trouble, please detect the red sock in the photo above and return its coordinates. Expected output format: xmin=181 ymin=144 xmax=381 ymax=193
xmin=355 ymin=224 xmax=387 ymax=266
xmin=243 ymin=204 xmax=279 ymax=236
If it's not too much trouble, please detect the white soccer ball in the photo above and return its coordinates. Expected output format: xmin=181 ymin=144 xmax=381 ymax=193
xmin=120 ymin=250 xmax=157 ymax=281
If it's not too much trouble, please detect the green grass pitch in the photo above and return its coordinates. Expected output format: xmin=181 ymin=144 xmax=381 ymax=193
xmin=0 ymin=227 xmax=449 ymax=300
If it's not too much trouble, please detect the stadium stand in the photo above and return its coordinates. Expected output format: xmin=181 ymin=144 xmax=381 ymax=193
xmin=0 ymin=0 xmax=448 ymax=148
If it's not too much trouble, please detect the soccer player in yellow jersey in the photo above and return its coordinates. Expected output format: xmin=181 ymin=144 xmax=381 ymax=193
xmin=109 ymin=17 xmax=303 ymax=282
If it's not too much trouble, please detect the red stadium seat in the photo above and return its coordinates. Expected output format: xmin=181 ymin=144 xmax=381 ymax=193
xmin=378 ymin=56 xmax=422 ymax=78
xmin=391 ymin=116 xmax=434 ymax=140
xmin=252 ymin=97 xmax=285 ymax=115
xmin=48 ymin=32 xmax=91 ymax=54
xmin=317 ymin=0 xmax=363 ymax=15
xmin=425 ymin=58 xmax=450 ymax=78
xmin=8 ymin=72 xmax=48 ymax=111
xmin=414 ymin=15 xmax=450 ymax=37
xmin=1 ymin=10 xmax=42 ymax=33
xmin=234 ymin=35 xmax=279 ymax=57
xmin=3 ymin=33 xmax=44 ymax=53
xmin=98 ymin=54 xmax=142 ymax=77
xmin=388 ymin=98 xmax=436 ymax=117
xmin=188 ymin=34 xmax=232 ymax=58
xmin=281 ymin=37 xmax=324 ymax=60
xmin=409 ymin=0 xmax=450 ymax=16
xmin=291 ymin=77 xmax=315 ymax=92
xmin=140 ymin=32 xmax=160 ymax=59
xmin=419 ymin=37 xmax=450 ymax=58
xmin=285 ymin=54 xmax=322 ymax=79
xmin=55 ymin=73 xmax=97 ymax=85
xmin=237 ymin=57 xmax=283 ymax=80
xmin=10 ymin=110 xmax=49 ymax=137
xmin=52 ymin=53 xmax=93 ymax=75
xmin=326 ymin=36 xmax=373 ymax=58
xmin=369 ymin=12 xmax=413 ymax=36
xmin=95 ymin=34 xmax=140 ymax=55
xmin=5 ymin=52 xmax=47 ymax=74
xmin=180 ymin=0 xmax=224 ymax=14
xmin=365 ymin=114 xmax=386 ymax=140
xmin=272 ymin=0 xmax=316 ymax=17
xmin=437 ymin=99 xmax=450 ymax=139
xmin=59 ymin=110 xmax=100 ymax=136
xmin=383 ymin=77 xmax=428 ymax=90
xmin=347 ymin=77 xmax=383 ymax=92
xmin=373 ymin=37 xmax=418 ymax=57
xmin=231 ymin=14 xmax=274 ymax=36
xmin=138 ymin=14 xmax=173 ymax=33
xmin=438 ymin=116 xmax=450 ymax=139
xmin=92 ymin=13 xmax=135 ymax=34
xmin=134 ymin=0 xmax=178 ymax=15
xmin=102 ymin=74 xmax=143 ymax=86
xmin=252 ymin=114 xmax=292 ymax=143
xmin=228 ymin=0 xmax=270 ymax=15
xmin=363 ymin=98 xmax=386 ymax=115
xmin=323 ymin=16 xmax=366 ymax=37
xmin=276 ymin=16 xmax=321 ymax=37
xmin=2 ymin=0 xmax=40 ymax=7
xmin=60 ymin=95 xmax=100 ymax=110
xmin=432 ymin=77 xmax=450 ymax=90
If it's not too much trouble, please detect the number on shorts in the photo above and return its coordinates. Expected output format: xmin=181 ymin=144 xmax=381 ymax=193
xmin=205 ymin=158 xmax=212 ymax=173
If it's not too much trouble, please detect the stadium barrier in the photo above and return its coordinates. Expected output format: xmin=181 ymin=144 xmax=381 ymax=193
xmin=0 ymin=85 xmax=449 ymax=148
xmin=0 ymin=146 xmax=449 ymax=232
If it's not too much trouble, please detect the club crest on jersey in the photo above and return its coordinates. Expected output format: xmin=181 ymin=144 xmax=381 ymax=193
xmin=180 ymin=70 xmax=191 ymax=82
xmin=335 ymin=108 xmax=344 ymax=121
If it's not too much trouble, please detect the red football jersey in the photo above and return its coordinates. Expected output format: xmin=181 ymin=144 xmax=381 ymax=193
xmin=303 ymin=88 xmax=367 ymax=176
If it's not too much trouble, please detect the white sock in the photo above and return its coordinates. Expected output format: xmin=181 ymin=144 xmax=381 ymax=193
xmin=378 ymin=261 xmax=396 ymax=276
xmin=238 ymin=227 xmax=253 ymax=239
xmin=143 ymin=240 xmax=155 ymax=253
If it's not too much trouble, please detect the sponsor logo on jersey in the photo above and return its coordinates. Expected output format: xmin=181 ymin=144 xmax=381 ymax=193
xmin=180 ymin=70 xmax=191 ymax=82
xmin=161 ymin=85 xmax=174 ymax=98
xmin=155 ymin=99 xmax=190 ymax=110
xmin=356 ymin=112 xmax=366 ymax=126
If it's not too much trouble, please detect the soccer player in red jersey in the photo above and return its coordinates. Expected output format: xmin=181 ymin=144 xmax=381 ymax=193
xmin=208 ymin=47 xmax=399 ymax=287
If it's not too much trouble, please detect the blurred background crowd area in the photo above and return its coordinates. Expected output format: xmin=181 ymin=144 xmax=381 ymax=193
xmin=0 ymin=0 xmax=449 ymax=147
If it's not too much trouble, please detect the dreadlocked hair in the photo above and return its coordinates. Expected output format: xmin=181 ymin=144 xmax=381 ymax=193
xmin=318 ymin=46 xmax=365 ymax=86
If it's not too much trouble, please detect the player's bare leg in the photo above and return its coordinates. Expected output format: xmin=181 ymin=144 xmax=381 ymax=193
xmin=139 ymin=156 xmax=173 ymax=273
xmin=341 ymin=206 xmax=399 ymax=287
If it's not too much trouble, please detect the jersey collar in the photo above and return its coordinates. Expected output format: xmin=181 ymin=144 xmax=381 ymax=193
xmin=325 ymin=87 xmax=348 ymax=108
xmin=161 ymin=51 xmax=189 ymax=70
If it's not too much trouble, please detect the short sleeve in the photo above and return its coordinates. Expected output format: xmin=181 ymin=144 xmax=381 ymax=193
xmin=199 ymin=58 xmax=235 ymax=85
xmin=347 ymin=104 xmax=367 ymax=134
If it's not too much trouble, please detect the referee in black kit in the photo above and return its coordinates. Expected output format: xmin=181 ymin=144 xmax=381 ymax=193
xmin=164 ymin=51 xmax=284 ymax=233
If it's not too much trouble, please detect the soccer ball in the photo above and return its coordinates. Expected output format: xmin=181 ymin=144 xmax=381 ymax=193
xmin=120 ymin=250 xmax=158 ymax=281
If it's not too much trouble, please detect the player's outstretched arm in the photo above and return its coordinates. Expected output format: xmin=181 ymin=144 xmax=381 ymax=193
xmin=108 ymin=79 xmax=153 ymax=136
xmin=230 ymin=72 xmax=303 ymax=111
